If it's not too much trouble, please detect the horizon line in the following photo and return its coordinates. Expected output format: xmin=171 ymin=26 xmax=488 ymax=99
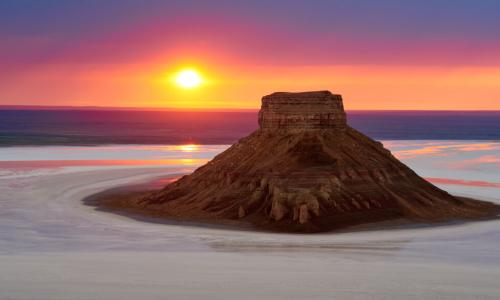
xmin=1 ymin=105 xmax=499 ymax=113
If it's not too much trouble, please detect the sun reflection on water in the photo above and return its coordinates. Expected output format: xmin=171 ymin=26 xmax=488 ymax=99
xmin=178 ymin=144 xmax=200 ymax=152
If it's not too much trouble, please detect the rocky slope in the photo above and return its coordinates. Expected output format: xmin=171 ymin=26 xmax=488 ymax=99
xmin=110 ymin=91 xmax=498 ymax=232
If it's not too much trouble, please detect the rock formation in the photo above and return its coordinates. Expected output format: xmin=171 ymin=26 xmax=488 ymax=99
xmin=121 ymin=91 xmax=498 ymax=232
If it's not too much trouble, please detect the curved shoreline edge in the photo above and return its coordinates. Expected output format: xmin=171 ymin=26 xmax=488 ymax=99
xmin=83 ymin=175 xmax=500 ymax=234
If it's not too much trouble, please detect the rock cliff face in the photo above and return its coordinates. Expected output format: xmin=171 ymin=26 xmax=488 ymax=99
xmin=258 ymin=91 xmax=346 ymax=130
xmin=130 ymin=91 xmax=497 ymax=232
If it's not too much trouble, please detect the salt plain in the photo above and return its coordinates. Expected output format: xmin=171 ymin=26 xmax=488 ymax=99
xmin=0 ymin=141 xmax=499 ymax=300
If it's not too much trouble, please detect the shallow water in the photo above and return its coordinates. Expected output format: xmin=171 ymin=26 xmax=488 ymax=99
xmin=0 ymin=141 xmax=499 ymax=299
xmin=1 ymin=110 xmax=499 ymax=146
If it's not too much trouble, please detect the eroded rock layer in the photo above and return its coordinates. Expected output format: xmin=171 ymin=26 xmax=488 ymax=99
xmin=132 ymin=91 xmax=497 ymax=232
xmin=259 ymin=91 xmax=346 ymax=130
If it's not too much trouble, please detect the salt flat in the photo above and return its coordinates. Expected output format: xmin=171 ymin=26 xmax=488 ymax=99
xmin=0 ymin=141 xmax=499 ymax=300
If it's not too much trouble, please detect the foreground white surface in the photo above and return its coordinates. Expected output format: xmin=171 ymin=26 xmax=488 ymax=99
xmin=0 ymin=141 xmax=499 ymax=300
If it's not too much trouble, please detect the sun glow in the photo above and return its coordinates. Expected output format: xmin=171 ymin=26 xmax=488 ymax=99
xmin=178 ymin=144 xmax=199 ymax=152
xmin=175 ymin=69 xmax=202 ymax=88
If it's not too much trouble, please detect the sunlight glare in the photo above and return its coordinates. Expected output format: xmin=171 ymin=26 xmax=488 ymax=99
xmin=175 ymin=70 xmax=202 ymax=88
xmin=178 ymin=144 xmax=199 ymax=152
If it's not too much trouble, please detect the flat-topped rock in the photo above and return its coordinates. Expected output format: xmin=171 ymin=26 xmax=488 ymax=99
xmin=100 ymin=90 xmax=500 ymax=233
xmin=258 ymin=91 xmax=346 ymax=130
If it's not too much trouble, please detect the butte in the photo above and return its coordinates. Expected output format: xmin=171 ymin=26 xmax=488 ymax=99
xmin=98 ymin=91 xmax=499 ymax=232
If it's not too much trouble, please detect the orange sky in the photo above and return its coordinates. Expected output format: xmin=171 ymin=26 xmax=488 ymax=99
xmin=1 ymin=1 xmax=500 ymax=110
xmin=3 ymin=61 xmax=500 ymax=110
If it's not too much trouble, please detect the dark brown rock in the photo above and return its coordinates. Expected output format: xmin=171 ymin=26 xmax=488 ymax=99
xmin=123 ymin=91 xmax=499 ymax=232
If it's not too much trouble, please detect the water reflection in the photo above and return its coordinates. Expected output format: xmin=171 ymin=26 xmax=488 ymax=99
xmin=0 ymin=159 xmax=208 ymax=169
xmin=177 ymin=144 xmax=200 ymax=152
xmin=0 ymin=141 xmax=497 ymax=192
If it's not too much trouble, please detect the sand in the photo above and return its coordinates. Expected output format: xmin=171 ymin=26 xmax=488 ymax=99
xmin=1 ymin=142 xmax=499 ymax=299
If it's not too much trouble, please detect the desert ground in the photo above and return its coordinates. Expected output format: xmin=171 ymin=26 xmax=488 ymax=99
xmin=0 ymin=141 xmax=499 ymax=300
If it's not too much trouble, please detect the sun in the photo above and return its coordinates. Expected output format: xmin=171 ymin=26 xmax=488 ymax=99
xmin=175 ymin=69 xmax=202 ymax=88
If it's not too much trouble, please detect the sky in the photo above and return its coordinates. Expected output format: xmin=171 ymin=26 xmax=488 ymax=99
xmin=1 ymin=0 xmax=500 ymax=110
